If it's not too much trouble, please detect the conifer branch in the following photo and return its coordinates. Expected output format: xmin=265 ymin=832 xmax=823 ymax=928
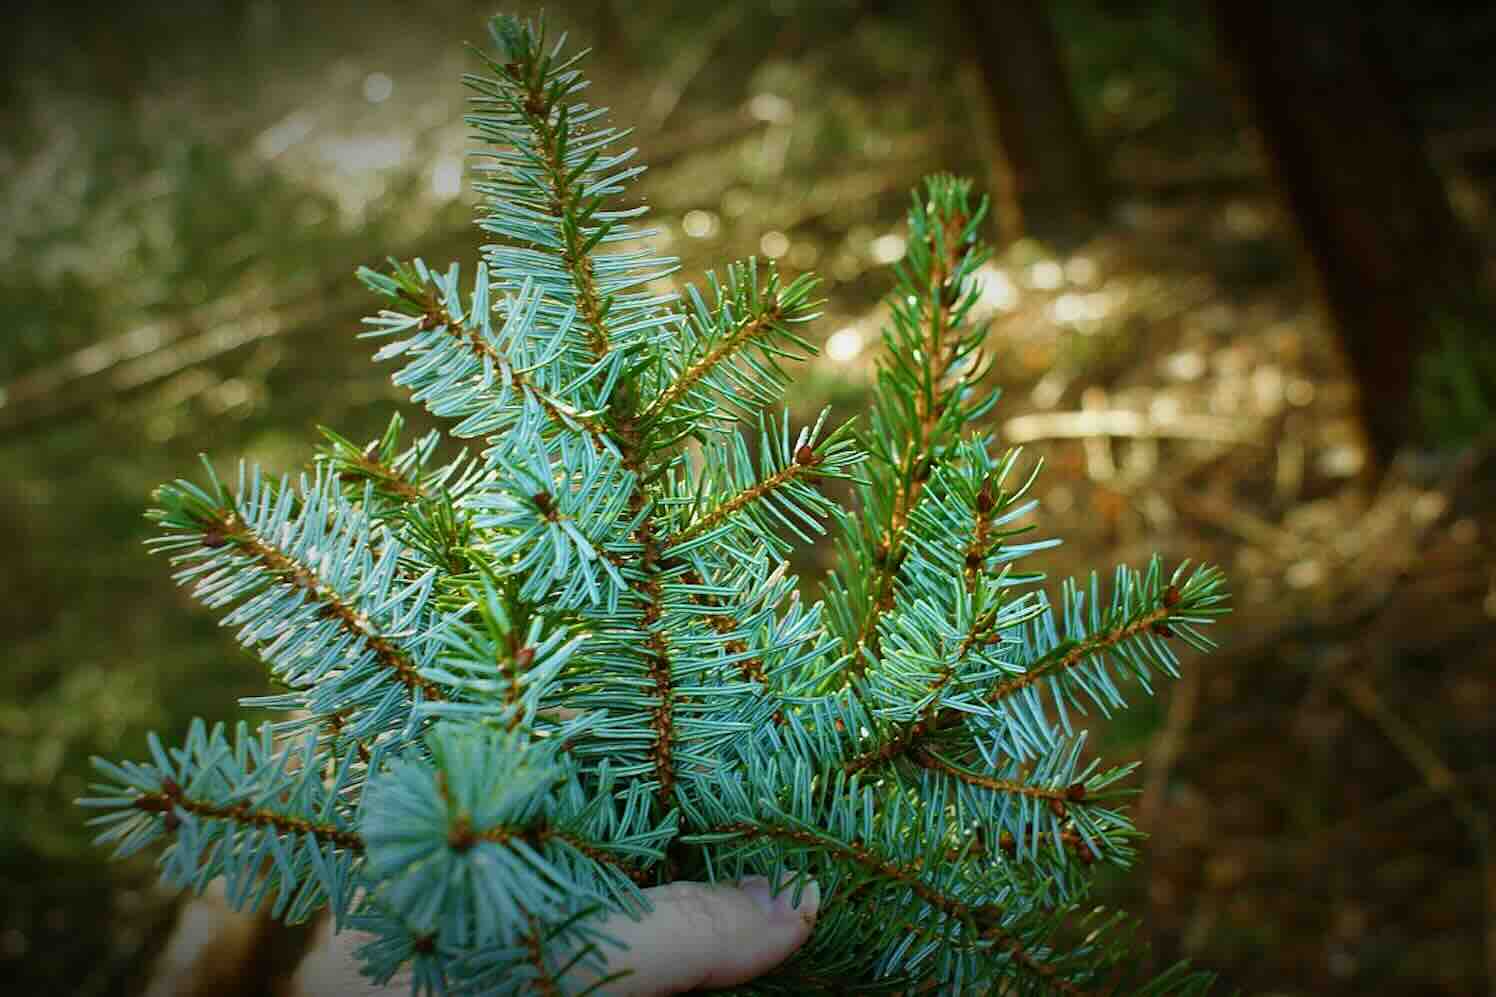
xmin=711 ymin=819 xmax=1086 ymax=993
xmin=593 ymin=399 xmax=683 ymax=839
xmin=982 ymin=606 xmax=1172 ymax=706
xmin=624 ymin=497 xmax=683 ymax=825
xmin=206 ymin=511 xmax=446 ymax=702
xmin=643 ymin=623 xmax=680 ymax=810
xmin=844 ymin=529 xmax=990 ymax=776
xmin=131 ymin=785 xmax=365 ymax=853
xmin=871 ymin=908 xmax=1092 ymax=997
xmin=479 ymin=47 xmax=689 ymax=818
xmin=962 ymin=491 xmax=996 ymax=595
xmin=448 ymin=818 xmax=651 ymax=887
xmin=88 ymin=20 xmax=1229 ymax=993
xmin=712 ymin=819 xmax=960 ymax=914
xmin=430 ymin=760 xmax=652 ymax=886
xmin=640 ymin=303 xmax=782 ymax=423
xmin=984 ymin=930 xmax=1088 ymax=996
xmin=663 ymin=459 xmax=816 ymax=552
xmin=908 ymin=747 xmax=1078 ymax=804
xmin=844 ymin=600 xmax=1183 ymax=775
xmin=850 ymin=203 xmax=979 ymax=670
xmin=325 ymin=710 xmax=374 ymax=765
xmin=361 ymin=261 xmax=613 ymax=447
xmin=669 ymin=571 xmax=776 ymax=692
xmin=414 ymin=284 xmax=608 ymax=438
xmin=343 ymin=449 xmax=428 ymax=503
xmin=523 ymin=913 xmax=567 ymax=997
xmin=471 ymin=23 xmax=704 ymax=842
xmin=840 ymin=714 xmax=938 ymax=777
xmin=500 ymin=67 xmax=614 ymax=361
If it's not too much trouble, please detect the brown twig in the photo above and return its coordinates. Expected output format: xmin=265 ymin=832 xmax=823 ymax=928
xmin=208 ymin=514 xmax=446 ymax=702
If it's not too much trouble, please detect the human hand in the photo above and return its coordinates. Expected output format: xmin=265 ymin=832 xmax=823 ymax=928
xmin=289 ymin=875 xmax=821 ymax=996
xmin=554 ymin=875 xmax=822 ymax=995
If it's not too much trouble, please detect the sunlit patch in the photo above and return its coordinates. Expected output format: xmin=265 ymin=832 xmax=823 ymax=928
xmin=208 ymin=379 xmax=257 ymax=417
xmin=1251 ymin=364 xmax=1284 ymax=413
xmin=972 ymin=263 xmax=1019 ymax=312
xmin=759 ymin=230 xmax=789 ymax=259
xmin=1285 ymin=559 xmax=1325 ymax=589
xmin=1285 ymin=378 xmax=1315 ymax=406
xmin=869 ymin=233 xmax=905 ymax=264
xmin=788 ymin=242 xmax=819 ymax=268
xmin=1316 ymin=445 xmax=1364 ymax=478
xmin=1149 ymin=393 xmax=1181 ymax=423
xmin=747 ymin=93 xmax=793 ymax=124
xmin=319 ymin=136 xmax=410 ymax=172
xmin=1049 ymin=290 xmax=1118 ymax=326
xmin=1163 ymin=351 xmax=1206 ymax=381
xmin=431 ymin=158 xmax=463 ymax=199
xmin=1029 ymin=259 xmax=1064 ymax=290
xmin=1050 ymin=293 xmax=1086 ymax=324
xmin=1065 ymin=255 xmax=1098 ymax=285
xmin=825 ymin=327 xmax=863 ymax=363
xmin=1224 ymin=200 xmax=1269 ymax=237
xmin=255 ymin=110 xmax=315 ymax=160
xmin=1410 ymin=490 xmax=1447 ymax=525
xmin=363 ymin=72 xmax=394 ymax=104
xmin=721 ymin=187 xmax=752 ymax=217
xmin=831 ymin=252 xmax=861 ymax=282
xmin=683 ymin=209 xmax=719 ymax=238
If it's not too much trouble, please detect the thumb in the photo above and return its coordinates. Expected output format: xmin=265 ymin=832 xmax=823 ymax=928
xmin=564 ymin=876 xmax=821 ymax=996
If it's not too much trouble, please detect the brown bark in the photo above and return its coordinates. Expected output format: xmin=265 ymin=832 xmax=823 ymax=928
xmin=955 ymin=0 xmax=1108 ymax=247
xmin=1210 ymin=1 xmax=1487 ymax=471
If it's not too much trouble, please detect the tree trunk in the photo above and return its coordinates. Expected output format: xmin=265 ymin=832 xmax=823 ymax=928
xmin=1210 ymin=1 xmax=1488 ymax=471
xmin=955 ymin=0 xmax=1108 ymax=248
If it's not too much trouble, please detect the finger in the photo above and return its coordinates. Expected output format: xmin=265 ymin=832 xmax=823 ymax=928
xmin=288 ymin=916 xmax=405 ymax=997
xmin=564 ymin=876 xmax=821 ymax=996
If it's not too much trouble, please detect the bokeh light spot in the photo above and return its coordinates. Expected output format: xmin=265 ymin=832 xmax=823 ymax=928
xmin=826 ymin=327 xmax=863 ymax=363
xmin=683 ymin=210 xmax=719 ymax=238
xmin=363 ymin=72 xmax=394 ymax=103
xmin=759 ymin=230 xmax=789 ymax=259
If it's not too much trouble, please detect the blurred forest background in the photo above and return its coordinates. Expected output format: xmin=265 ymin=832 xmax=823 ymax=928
xmin=3 ymin=1 xmax=1495 ymax=994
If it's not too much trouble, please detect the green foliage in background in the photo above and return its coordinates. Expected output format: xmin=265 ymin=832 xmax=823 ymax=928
xmin=1416 ymin=308 xmax=1496 ymax=450
xmin=80 ymin=15 xmax=1228 ymax=995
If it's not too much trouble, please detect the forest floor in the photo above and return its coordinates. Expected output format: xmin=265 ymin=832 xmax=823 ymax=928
xmin=2 ymin=2 xmax=1494 ymax=994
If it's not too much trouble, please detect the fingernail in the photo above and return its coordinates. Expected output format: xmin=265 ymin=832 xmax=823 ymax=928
xmin=742 ymin=875 xmax=820 ymax=921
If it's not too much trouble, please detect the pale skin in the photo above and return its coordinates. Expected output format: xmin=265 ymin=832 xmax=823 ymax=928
xmin=289 ymin=876 xmax=821 ymax=996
